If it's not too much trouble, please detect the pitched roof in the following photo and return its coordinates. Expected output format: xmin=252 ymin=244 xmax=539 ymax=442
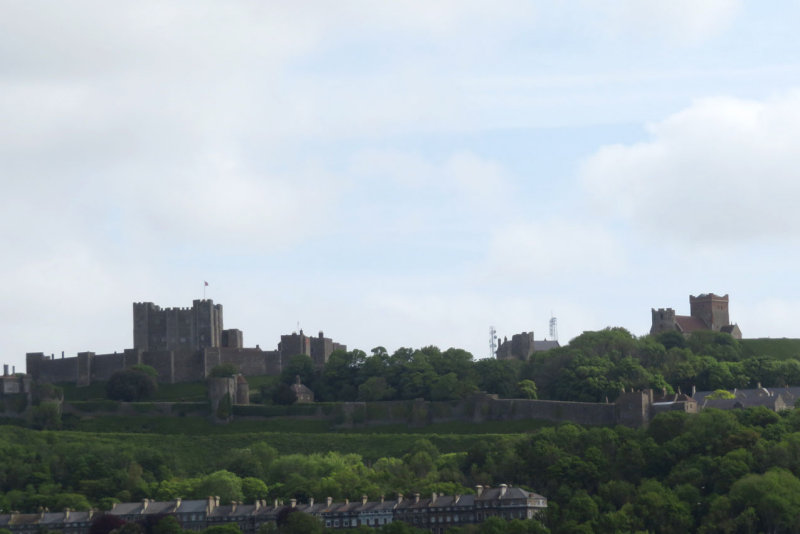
xmin=674 ymin=315 xmax=708 ymax=333
xmin=533 ymin=340 xmax=560 ymax=352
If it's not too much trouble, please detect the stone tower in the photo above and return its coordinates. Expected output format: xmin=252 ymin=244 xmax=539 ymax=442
xmin=690 ymin=293 xmax=730 ymax=332
xmin=650 ymin=308 xmax=677 ymax=336
xmin=133 ymin=299 xmax=223 ymax=351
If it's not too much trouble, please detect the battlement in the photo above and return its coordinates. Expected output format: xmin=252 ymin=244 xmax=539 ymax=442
xmin=133 ymin=299 xmax=223 ymax=352
xmin=651 ymin=293 xmax=740 ymax=339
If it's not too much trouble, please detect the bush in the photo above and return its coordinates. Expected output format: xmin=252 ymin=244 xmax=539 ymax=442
xmin=106 ymin=369 xmax=158 ymax=402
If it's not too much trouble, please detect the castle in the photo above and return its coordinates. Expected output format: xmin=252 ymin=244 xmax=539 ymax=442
xmin=26 ymin=300 xmax=345 ymax=386
xmin=650 ymin=293 xmax=742 ymax=339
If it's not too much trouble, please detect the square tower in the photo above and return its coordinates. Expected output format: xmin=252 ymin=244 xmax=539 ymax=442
xmin=689 ymin=294 xmax=730 ymax=332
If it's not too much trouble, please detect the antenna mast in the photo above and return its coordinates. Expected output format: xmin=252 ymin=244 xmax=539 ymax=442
xmin=549 ymin=315 xmax=558 ymax=342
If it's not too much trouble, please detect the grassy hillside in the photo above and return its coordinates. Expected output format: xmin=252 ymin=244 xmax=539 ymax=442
xmin=741 ymin=338 xmax=800 ymax=360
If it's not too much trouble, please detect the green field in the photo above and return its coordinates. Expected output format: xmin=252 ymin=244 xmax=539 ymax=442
xmin=740 ymin=338 xmax=800 ymax=360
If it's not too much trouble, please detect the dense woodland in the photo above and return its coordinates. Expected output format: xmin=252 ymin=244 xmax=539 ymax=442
xmin=4 ymin=329 xmax=800 ymax=533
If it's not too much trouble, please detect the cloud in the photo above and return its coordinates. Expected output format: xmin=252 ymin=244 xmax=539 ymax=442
xmin=581 ymin=92 xmax=800 ymax=244
xmin=487 ymin=220 xmax=625 ymax=279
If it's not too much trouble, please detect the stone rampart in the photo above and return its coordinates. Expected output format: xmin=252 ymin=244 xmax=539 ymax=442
xmin=90 ymin=352 xmax=127 ymax=381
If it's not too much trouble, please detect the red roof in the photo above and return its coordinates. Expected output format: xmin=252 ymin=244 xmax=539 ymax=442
xmin=674 ymin=315 xmax=708 ymax=333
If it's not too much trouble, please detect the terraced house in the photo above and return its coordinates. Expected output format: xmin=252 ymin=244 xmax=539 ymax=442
xmin=0 ymin=485 xmax=547 ymax=533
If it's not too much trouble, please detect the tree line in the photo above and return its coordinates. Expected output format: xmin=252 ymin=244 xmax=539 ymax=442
xmin=263 ymin=328 xmax=800 ymax=405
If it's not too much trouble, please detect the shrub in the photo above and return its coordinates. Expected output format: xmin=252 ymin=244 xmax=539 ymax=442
xmin=210 ymin=364 xmax=239 ymax=378
xmin=106 ymin=369 xmax=158 ymax=402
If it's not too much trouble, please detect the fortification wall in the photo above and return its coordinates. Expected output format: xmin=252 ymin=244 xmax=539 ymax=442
xmin=220 ymin=348 xmax=268 ymax=376
xmin=141 ymin=351 xmax=175 ymax=384
xmin=173 ymin=351 xmax=205 ymax=383
xmin=89 ymin=353 xmax=126 ymax=381
xmin=32 ymin=356 xmax=78 ymax=384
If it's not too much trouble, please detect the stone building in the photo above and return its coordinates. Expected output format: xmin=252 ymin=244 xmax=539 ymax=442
xmin=279 ymin=330 xmax=346 ymax=369
xmin=25 ymin=300 xmax=345 ymax=387
xmin=290 ymin=376 xmax=314 ymax=403
xmin=495 ymin=332 xmax=560 ymax=361
xmin=650 ymin=293 xmax=742 ymax=339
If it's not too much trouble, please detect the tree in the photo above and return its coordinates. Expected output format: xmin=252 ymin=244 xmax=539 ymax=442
xmin=706 ymin=389 xmax=735 ymax=400
xmin=195 ymin=470 xmax=244 ymax=504
xmin=517 ymin=380 xmax=538 ymax=399
xmin=106 ymin=368 xmax=158 ymax=401
xmin=242 ymin=477 xmax=269 ymax=501
xmin=279 ymin=354 xmax=315 ymax=386
xmin=90 ymin=515 xmax=127 ymax=534
xmin=358 ymin=376 xmax=396 ymax=401
xmin=31 ymin=401 xmax=62 ymax=430
xmin=277 ymin=510 xmax=322 ymax=534
xmin=153 ymin=517 xmax=183 ymax=534
xmin=271 ymin=384 xmax=297 ymax=405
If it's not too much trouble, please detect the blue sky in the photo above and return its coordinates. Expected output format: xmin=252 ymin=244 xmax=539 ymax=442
xmin=3 ymin=1 xmax=800 ymax=370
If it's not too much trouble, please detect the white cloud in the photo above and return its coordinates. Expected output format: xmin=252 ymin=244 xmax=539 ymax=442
xmin=487 ymin=220 xmax=625 ymax=279
xmin=581 ymin=92 xmax=800 ymax=244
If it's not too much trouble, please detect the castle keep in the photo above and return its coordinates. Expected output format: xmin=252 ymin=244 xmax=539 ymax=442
xmin=26 ymin=300 xmax=345 ymax=386
xmin=650 ymin=293 xmax=742 ymax=339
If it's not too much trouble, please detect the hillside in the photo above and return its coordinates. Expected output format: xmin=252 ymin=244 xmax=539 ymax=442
xmin=740 ymin=337 xmax=800 ymax=360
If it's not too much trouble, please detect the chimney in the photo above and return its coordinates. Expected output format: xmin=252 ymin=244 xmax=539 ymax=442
xmin=454 ymin=495 xmax=461 ymax=504
xmin=255 ymin=501 xmax=260 ymax=511
xmin=88 ymin=510 xmax=94 ymax=520
xmin=309 ymin=497 xmax=314 ymax=507
xmin=11 ymin=366 xmax=15 ymax=374
xmin=215 ymin=496 xmax=220 ymax=507
xmin=207 ymin=496 xmax=215 ymax=513
xmin=431 ymin=492 xmax=437 ymax=504
xmin=414 ymin=493 xmax=420 ymax=504
xmin=231 ymin=502 xmax=237 ymax=513
xmin=111 ymin=503 xmax=117 ymax=510
xmin=345 ymin=498 xmax=349 ymax=505
xmin=175 ymin=498 xmax=181 ymax=510
xmin=64 ymin=509 xmax=70 ymax=520
xmin=141 ymin=499 xmax=149 ymax=513
xmin=290 ymin=499 xmax=296 ymax=509
xmin=397 ymin=493 xmax=403 ymax=505
xmin=380 ymin=495 xmax=385 ymax=504
xmin=692 ymin=385 xmax=696 ymax=397
xmin=500 ymin=484 xmax=508 ymax=498
xmin=475 ymin=485 xmax=484 ymax=497
xmin=362 ymin=495 xmax=368 ymax=506
xmin=326 ymin=497 xmax=333 ymax=508
xmin=273 ymin=499 xmax=279 ymax=509
xmin=3 ymin=364 xmax=7 ymax=376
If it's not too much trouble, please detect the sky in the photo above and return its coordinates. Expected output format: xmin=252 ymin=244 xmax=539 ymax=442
xmin=4 ymin=1 xmax=800 ymax=371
